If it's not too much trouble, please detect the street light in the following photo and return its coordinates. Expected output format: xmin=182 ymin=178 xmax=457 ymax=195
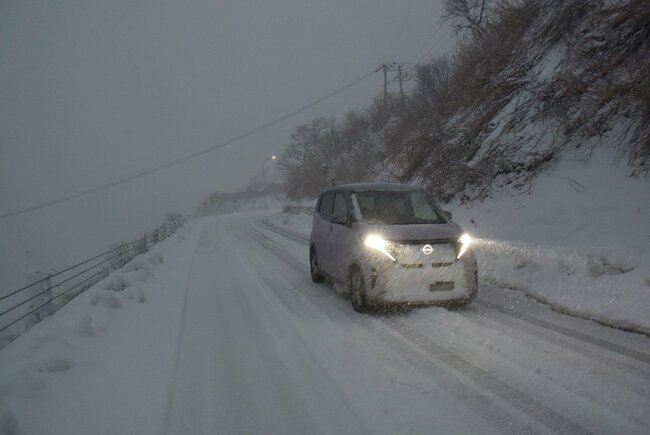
xmin=262 ymin=155 xmax=276 ymax=209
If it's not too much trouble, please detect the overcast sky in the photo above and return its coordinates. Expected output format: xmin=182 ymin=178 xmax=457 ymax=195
xmin=0 ymin=0 xmax=454 ymax=290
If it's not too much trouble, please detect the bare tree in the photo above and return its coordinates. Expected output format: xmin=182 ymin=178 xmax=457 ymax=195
xmin=443 ymin=0 xmax=491 ymax=42
xmin=412 ymin=58 xmax=451 ymax=114
xmin=279 ymin=117 xmax=338 ymax=198
xmin=279 ymin=117 xmax=334 ymax=169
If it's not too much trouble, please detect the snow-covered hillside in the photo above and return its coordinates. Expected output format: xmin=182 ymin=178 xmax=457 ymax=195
xmin=408 ymin=0 xmax=650 ymax=201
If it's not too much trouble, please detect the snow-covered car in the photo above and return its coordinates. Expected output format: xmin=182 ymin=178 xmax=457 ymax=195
xmin=309 ymin=183 xmax=478 ymax=312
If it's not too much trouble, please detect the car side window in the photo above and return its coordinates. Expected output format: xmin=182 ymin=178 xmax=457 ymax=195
xmin=318 ymin=193 xmax=334 ymax=220
xmin=332 ymin=192 xmax=348 ymax=219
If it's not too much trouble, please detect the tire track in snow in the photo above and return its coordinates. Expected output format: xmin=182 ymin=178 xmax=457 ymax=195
xmin=262 ymin=219 xmax=310 ymax=244
xmin=476 ymin=300 xmax=650 ymax=365
xmin=469 ymin=301 xmax=650 ymax=386
xmin=384 ymin=320 xmax=591 ymax=435
xmin=160 ymin=224 xmax=206 ymax=435
xmin=455 ymin=306 xmax=650 ymax=405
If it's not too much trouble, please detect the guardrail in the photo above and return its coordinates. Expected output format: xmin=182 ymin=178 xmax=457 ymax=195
xmin=0 ymin=220 xmax=183 ymax=347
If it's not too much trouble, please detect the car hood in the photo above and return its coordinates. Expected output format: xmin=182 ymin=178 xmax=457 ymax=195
xmin=358 ymin=222 xmax=464 ymax=242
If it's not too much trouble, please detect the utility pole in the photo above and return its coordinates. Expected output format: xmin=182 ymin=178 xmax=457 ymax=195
xmin=377 ymin=63 xmax=396 ymax=108
xmin=398 ymin=64 xmax=404 ymax=104
xmin=392 ymin=63 xmax=411 ymax=105
xmin=383 ymin=65 xmax=389 ymax=108
xmin=377 ymin=62 xmax=410 ymax=107
xmin=262 ymin=155 xmax=276 ymax=210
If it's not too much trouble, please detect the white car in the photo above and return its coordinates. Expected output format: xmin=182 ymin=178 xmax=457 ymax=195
xmin=309 ymin=183 xmax=478 ymax=312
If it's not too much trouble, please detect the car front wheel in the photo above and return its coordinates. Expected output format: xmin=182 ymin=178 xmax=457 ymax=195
xmin=310 ymin=249 xmax=324 ymax=283
xmin=350 ymin=267 xmax=368 ymax=313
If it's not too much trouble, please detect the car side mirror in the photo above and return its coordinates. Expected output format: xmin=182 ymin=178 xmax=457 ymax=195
xmin=330 ymin=212 xmax=348 ymax=225
xmin=442 ymin=210 xmax=452 ymax=221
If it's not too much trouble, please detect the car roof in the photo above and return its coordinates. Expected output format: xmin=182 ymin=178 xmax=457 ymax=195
xmin=319 ymin=182 xmax=421 ymax=195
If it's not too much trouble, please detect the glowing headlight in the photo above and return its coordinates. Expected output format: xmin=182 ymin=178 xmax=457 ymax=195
xmin=364 ymin=235 xmax=396 ymax=262
xmin=457 ymin=233 xmax=472 ymax=259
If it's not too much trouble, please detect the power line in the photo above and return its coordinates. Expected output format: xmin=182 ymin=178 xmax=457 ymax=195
xmin=410 ymin=23 xmax=445 ymax=64
xmin=0 ymin=69 xmax=377 ymax=220
xmin=409 ymin=18 xmax=455 ymax=66
xmin=417 ymin=33 xmax=451 ymax=64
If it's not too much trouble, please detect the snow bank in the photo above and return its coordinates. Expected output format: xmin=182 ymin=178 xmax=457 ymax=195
xmin=452 ymin=149 xmax=650 ymax=334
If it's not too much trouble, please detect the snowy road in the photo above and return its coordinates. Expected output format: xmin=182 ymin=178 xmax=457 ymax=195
xmin=161 ymin=212 xmax=650 ymax=434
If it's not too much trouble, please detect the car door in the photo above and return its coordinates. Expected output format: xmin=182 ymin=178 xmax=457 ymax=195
xmin=328 ymin=191 xmax=354 ymax=283
xmin=313 ymin=192 xmax=335 ymax=275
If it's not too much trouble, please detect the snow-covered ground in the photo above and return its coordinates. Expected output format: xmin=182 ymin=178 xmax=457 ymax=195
xmin=0 ymin=221 xmax=206 ymax=435
xmin=0 ymin=202 xmax=649 ymax=434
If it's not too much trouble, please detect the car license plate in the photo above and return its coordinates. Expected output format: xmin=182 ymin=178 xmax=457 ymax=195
xmin=429 ymin=281 xmax=454 ymax=291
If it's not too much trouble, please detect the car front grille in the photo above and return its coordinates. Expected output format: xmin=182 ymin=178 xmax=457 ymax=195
xmin=400 ymin=263 xmax=424 ymax=269
xmin=390 ymin=239 xmax=457 ymax=264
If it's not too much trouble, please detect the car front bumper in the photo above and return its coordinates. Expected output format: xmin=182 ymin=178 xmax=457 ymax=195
xmin=363 ymin=252 xmax=478 ymax=305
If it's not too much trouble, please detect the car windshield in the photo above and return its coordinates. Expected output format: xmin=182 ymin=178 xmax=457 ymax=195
xmin=351 ymin=190 xmax=447 ymax=225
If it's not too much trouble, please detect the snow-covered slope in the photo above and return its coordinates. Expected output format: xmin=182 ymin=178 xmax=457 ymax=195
xmin=451 ymin=148 xmax=650 ymax=333
xmin=407 ymin=0 xmax=650 ymax=200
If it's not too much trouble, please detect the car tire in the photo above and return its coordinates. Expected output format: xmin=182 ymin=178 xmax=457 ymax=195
xmin=310 ymin=249 xmax=324 ymax=283
xmin=350 ymin=266 xmax=368 ymax=313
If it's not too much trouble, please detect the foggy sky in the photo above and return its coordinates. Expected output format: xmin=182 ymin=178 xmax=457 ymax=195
xmin=0 ymin=0 xmax=453 ymax=290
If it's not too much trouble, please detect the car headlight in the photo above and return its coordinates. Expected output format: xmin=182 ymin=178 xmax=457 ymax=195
xmin=457 ymin=233 xmax=472 ymax=259
xmin=364 ymin=235 xmax=396 ymax=262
